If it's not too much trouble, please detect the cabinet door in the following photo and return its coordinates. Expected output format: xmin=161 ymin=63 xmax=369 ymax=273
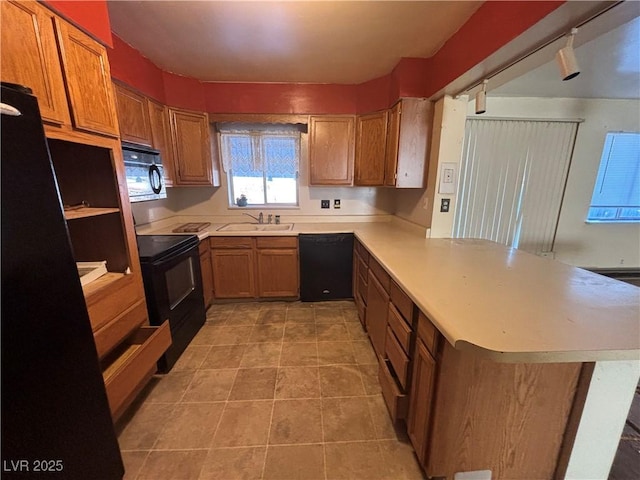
xmin=366 ymin=271 xmax=389 ymax=357
xmin=407 ymin=339 xmax=437 ymax=467
xmin=148 ymin=100 xmax=177 ymax=186
xmin=384 ymin=102 xmax=401 ymax=186
xmin=169 ymin=108 xmax=213 ymax=186
xmin=200 ymin=245 xmax=214 ymax=308
xmin=0 ymin=0 xmax=70 ymax=125
xmin=212 ymin=249 xmax=255 ymax=298
xmin=394 ymin=98 xmax=432 ymax=188
xmin=309 ymin=116 xmax=355 ymax=185
xmin=257 ymin=248 xmax=299 ymax=297
xmin=54 ymin=18 xmax=119 ymax=137
xmin=355 ymin=111 xmax=388 ymax=186
xmin=114 ymin=83 xmax=152 ymax=146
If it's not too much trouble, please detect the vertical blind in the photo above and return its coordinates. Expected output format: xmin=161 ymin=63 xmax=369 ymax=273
xmin=454 ymin=119 xmax=578 ymax=255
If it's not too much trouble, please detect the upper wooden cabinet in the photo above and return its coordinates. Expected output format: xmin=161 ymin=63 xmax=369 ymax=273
xmin=308 ymin=115 xmax=355 ymax=186
xmin=113 ymin=82 xmax=153 ymax=146
xmin=0 ymin=0 xmax=70 ymax=126
xmin=169 ymin=108 xmax=214 ymax=186
xmin=147 ymin=99 xmax=177 ymax=186
xmin=54 ymin=18 xmax=119 ymax=138
xmin=384 ymin=102 xmax=402 ymax=186
xmin=384 ymin=98 xmax=433 ymax=188
xmin=355 ymin=111 xmax=389 ymax=186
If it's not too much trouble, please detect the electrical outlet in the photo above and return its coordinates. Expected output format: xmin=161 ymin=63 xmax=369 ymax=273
xmin=321 ymin=199 xmax=330 ymax=209
xmin=334 ymin=199 xmax=341 ymax=209
xmin=440 ymin=198 xmax=450 ymax=212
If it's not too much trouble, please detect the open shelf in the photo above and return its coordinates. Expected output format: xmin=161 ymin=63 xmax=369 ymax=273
xmin=65 ymin=207 xmax=120 ymax=220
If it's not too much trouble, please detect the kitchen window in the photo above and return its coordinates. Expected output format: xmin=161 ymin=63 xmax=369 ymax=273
xmin=587 ymin=132 xmax=640 ymax=223
xmin=219 ymin=124 xmax=301 ymax=207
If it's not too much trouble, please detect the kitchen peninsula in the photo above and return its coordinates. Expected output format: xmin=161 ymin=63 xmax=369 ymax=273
xmin=139 ymin=216 xmax=640 ymax=479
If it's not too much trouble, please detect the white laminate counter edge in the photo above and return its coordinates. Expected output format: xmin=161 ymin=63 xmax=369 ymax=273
xmin=353 ymin=230 xmax=640 ymax=364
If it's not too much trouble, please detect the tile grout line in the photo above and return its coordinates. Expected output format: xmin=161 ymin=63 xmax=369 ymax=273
xmin=259 ymin=335 xmax=284 ymax=479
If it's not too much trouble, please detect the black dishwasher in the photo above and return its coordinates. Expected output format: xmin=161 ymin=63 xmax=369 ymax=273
xmin=299 ymin=233 xmax=354 ymax=301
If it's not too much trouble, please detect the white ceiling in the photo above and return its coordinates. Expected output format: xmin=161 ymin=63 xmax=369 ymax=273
xmin=491 ymin=16 xmax=640 ymax=99
xmin=107 ymin=1 xmax=482 ymax=84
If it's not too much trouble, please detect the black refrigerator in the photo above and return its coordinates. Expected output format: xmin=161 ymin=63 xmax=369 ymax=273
xmin=1 ymin=83 xmax=124 ymax=479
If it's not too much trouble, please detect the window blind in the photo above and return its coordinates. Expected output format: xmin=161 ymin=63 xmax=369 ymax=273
xmin=454 ymin=118 xmax=578 ymax=255
xmin=588 ymin=132 xmax=640 ymax=220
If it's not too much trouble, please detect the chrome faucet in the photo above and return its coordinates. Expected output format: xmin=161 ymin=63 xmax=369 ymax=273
xmin=242 ymin=212 xmax=264 ymax=224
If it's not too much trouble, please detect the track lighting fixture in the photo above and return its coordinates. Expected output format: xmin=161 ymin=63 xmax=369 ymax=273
xmin=556 ymin=27 xmax=580 ymax=81
xmin=475 ymin=79 xmax=488 ymax=114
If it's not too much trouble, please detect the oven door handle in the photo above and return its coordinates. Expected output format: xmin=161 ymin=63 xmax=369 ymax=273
xmin=149 ymin=241 xmax=199 ymax=267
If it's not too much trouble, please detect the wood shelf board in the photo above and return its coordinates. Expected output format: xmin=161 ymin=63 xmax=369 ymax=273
xmin=102 ymin=344 xmax=140 ymax=383
xmin=81 ymin=271 xmax=125 ymax=297
xmin=64 ymin=206 xmax=120 ymax=220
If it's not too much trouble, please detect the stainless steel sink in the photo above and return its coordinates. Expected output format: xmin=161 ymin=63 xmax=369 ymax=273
xmin=217 ymin=223 xmax=294 ymax=232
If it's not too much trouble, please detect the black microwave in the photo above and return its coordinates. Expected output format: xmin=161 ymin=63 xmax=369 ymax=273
xmin=122 ymin=142 xmax=167 ymax=202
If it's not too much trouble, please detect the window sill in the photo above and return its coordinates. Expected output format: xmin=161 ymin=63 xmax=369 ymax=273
xmin=227 ymin=205 xmax=300 ymax=210
xmin=585 ymin=219 xmax=640 ymax=224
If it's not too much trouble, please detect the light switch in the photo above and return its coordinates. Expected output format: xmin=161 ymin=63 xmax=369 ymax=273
xmin=439 ymin=162 xmax=457 ymax=194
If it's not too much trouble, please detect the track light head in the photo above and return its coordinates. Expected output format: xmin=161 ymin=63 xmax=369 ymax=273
xmin=475 ymin=79 xmax=488 ymax=114
xmin=556 ymin=28 xmax=580 ymax=81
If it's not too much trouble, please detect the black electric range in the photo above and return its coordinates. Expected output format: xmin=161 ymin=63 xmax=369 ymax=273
xmin=136 ymin=234 xmax=205 ymax=372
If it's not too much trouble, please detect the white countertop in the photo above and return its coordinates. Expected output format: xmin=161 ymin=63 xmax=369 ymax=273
xmin=138 ymin=217 xmax=640 ymax=363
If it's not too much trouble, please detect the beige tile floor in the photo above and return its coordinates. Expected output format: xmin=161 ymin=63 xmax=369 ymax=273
xmin=116 ymin=301 xmax=425 ymax=480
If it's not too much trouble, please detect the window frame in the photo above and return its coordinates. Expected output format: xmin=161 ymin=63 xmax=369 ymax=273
xmin=220 ymin=128 xmax=301 ymax=208
xmin=586 ymin=132 xmax=640 ymax=224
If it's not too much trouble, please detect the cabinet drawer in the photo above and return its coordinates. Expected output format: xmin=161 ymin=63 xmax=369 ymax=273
xmin=357 ymin=273 xmax=368 ymax=305
xmin=388 ymin=303 xmax=412 ymax=353
xmin=356 ymin=295 xmax=366 ymax=328
xmin=86 ymin=274 xmax=141 ymax=332
xmin=357 ymin=255 xmax=369 ymax=281
xmin=93 ymin=299 xmax=147 ymax=359
xmin=210 ymin=236 xmax=252 ymax=249
xmin=379 ymin=357 xmax=408 ymax=422
xmin=417 ymin=311 xmax=438 ymax=356
xmin=102 ymin=321 xmax=171 ymax=418
xmin=355 ymin=240 xmax=369 ymax=264
xmin=385 ymin=326 xmax=410 ymax=390
xmin=256 ymin=236 xmax=297 ymax=249
xmin=390 ymin=280 xmax=414 ymax=322
xmin=369 ymin=257 xmax=390 ymax=292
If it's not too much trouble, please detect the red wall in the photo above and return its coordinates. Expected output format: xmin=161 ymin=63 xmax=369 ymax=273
xmin=107 ymin=1 xmax=565 ymax=114
xmin=203 ymin=83 xmax=357 ymax=115
xmin=43 ymin=0 xmax=112 ymax=47
xmin=109 ymin=36 xmax=165 ymax=102
xmin=422 ymin=1 xmax=564 ymax=97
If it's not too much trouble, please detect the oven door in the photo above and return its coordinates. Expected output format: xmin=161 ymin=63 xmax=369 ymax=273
xmin=140 ymin=243 xmax=206 ymax=372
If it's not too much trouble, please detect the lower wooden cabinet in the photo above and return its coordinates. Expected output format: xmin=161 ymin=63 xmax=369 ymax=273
xmin=366 ymin=269 xmax=389 ymax=357
xmin=210 ymin=236 xmax=298 ymax=299
xmin=256 ymin=237 xmax=299 ymax=297
xmin=211 ymin=248 xmax=256 ymax=299
xmin=353 ymin=240 xmax=369 ymax=328
xmin=407 ymin=337 xmax=438 ymax=466
xmin=199 ymin=240 xmax=214 ymax=307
